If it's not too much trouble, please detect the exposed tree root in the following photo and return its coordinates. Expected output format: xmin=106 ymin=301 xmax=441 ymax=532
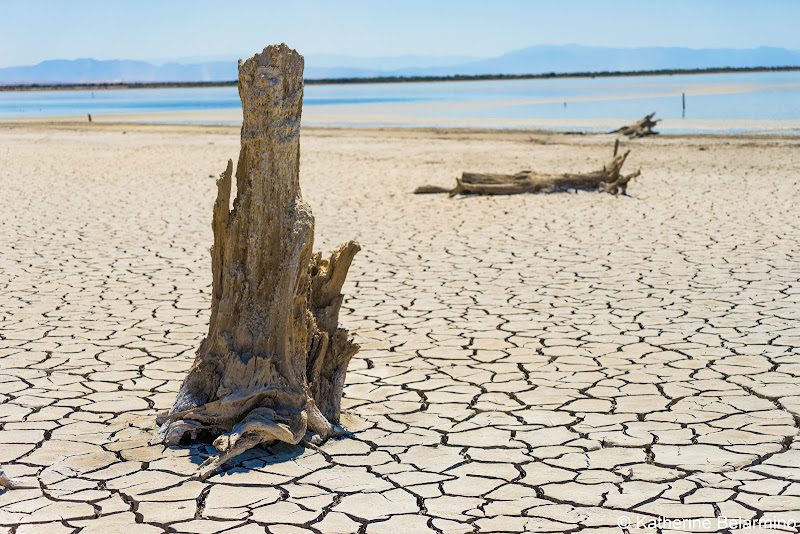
xmin=610 ymin=112 xmax=660 ymax=137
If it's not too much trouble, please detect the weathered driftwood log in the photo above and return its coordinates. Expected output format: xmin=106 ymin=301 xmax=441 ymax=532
xmin=0 ymin=467 xmax=34 ymax=490
xmin=0 ymin=468 xmax=18 ymax=490
xmin=610 ymin=112 xmax=660 ymax=137
xmin=415 ymin=140 xmax=640 ymax=196
xmin=155 ymin=45 xmax=360 ymax=476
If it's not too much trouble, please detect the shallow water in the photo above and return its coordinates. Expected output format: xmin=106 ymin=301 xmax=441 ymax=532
xmin=2 ymin=71 xmax=799 ymax=132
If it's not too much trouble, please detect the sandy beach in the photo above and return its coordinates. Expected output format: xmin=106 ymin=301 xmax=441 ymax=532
xmin=1 ymin=121 xmax=799 ymax=531
xmin=9 ymin=108 xmax=800 ymax=135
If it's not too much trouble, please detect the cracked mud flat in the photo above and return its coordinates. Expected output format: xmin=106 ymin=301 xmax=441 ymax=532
xmin=1 ymin=123 xmax=799 ymax=533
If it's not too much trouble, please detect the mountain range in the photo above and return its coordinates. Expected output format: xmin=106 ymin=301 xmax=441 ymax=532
xmin=2 ymin=45 xmax=800 ymax=85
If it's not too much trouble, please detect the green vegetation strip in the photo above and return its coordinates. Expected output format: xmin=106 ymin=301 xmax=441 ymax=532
xmin=2 ymin=65 xmax=799 ymax=92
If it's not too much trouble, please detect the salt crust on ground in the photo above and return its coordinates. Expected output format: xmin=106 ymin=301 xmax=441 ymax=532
xmin=1 ymin=123 xmax=799 ymax=532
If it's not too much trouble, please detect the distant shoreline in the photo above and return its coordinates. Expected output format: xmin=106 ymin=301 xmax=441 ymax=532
xmin=1 ymin=65 xmax=799 ymax=92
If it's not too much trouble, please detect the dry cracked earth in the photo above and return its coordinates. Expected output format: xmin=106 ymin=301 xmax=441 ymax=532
xmin=1 ymin=123 xmax=799 ymax=534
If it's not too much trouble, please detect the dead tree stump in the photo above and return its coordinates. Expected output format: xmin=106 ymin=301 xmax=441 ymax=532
xmin=610 ymin=112 xmax=660 ymax=137
xmin=155 ymin=44 xmax=360 ymax=476
xmin=415 ymin=140 xmax=640 ymax=196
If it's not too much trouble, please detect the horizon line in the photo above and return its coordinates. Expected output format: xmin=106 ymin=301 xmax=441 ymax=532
xmin=2 ymin=65 xmax=800 ymax=92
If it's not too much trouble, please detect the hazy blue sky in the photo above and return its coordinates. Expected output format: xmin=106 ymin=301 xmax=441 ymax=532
xmin=1 ymin=0 xmax=799 ymax=68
